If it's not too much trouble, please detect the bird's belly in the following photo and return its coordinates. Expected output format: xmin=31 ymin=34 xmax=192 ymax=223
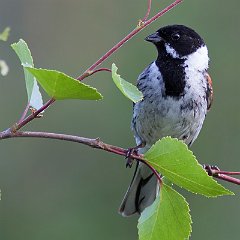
xmin=132 ymin=95 xmax=207 ymax=149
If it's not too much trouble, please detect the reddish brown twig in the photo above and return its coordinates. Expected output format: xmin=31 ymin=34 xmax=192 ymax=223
xmin=77 ymin=0 xmax=183 ymax=81
xmin=16 ymin=98 xmax=55 ymax=130
xmin=213 ymin=174 xmax=240 ymax=185
xmin=0 ymin=130 xmax=162 ymax=184
xmin=89 ymin=68 xmax=112 ymax=75
xmin=2 ymin=129 xmax=239 ymax=187
xmin=16 ymin=0 xmax=183 ymax=131
xmin=212 ymin=170 xmax=240 ymax=175
xmin=139 ymin=159 xmax=162 ymax=186
xmin=205 ymin=166 xmax=240 ymax=185
xmin=18 ymin=102 xmax=30 ymax=124
xmin=142 ymin=0 xmax=152 ymax=22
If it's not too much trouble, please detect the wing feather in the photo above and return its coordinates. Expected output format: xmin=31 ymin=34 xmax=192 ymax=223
xmin=206 ymin=73 xmax=213 ymax=111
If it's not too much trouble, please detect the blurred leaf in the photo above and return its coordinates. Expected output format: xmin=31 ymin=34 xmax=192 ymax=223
xmin=0 ymin=27 xmax=10 ymax=41
xmin=138 ymin=184 xmax=191 ymax=240
xmin=144 ymin=137 xmax=233 ymax=197
xmin=25 ymin=67 xmax=103 ymax=100
xmin=112 ymin=63 xmax=143 ymax=103
xmin=11 ymin=39 xmax=34 ymax=99
xmin=0 ymin=60 xmax=9 ymax=76
xmin=11 ymin=39 xmax=43 ymax=110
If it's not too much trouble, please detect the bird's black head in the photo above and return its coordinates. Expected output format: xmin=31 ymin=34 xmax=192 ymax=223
xmin=145 ymin=25 xmax=205 ymax=58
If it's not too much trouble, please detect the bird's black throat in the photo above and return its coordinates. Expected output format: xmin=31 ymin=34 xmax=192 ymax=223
xmin=155 ymin=48 xmax=186 ymax=98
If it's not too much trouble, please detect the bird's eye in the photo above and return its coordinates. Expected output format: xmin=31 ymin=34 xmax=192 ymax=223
xmin=171 ymin=33 xmax=180 ymax=41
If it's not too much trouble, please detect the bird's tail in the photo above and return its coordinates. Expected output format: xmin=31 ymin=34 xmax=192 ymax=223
xmin=119 ymin=162 xmax=159 ymax=216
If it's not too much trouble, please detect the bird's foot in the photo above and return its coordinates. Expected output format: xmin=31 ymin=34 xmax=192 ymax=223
xmin=125 ymin=142 xmax=146 ymax=168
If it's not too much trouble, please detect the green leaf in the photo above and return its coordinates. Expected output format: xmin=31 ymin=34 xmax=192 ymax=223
xmin=144 ymin=137 xmax=233 ymax=197
xmin=11 ymin=39 xmax=43 ymax=110
xmin=25 ymin=67 xmax=103 ymax=100
xmin=0 ymin=27 xmax=10 ymax=41
xmin=111 ymin=63 xmax=143 ymax=103
xmin=11 ymin=39 xmax=34 ymax=100
xmin=138 ymin=184 xmax=192 ymax=240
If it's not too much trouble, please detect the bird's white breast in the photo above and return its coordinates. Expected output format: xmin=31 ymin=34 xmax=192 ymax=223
xmin=132 ymin=47 xmax=209 ymax=152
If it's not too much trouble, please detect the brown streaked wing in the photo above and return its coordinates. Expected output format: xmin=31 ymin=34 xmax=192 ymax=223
xmin=206 ymin=73 xmax=213 ymax=111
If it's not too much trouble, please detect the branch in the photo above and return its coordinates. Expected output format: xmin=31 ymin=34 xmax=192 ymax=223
xmin=0 ymin=1 xmax=181 ymax=187
xmin=76 ymin=0 xmax=183 ymax=81
xmin=142 ymin=0 xmax=152 ymax=22
xmin=15 ymin=98 xmax=55 ymax=130
xmin=14 ymin=0 xmax=183 ymax=132
xmin=213 ymin=174 xmax=240 ymax=185
xmin=2 ymin=130 xmax=240 ymax=186
xmin=18 ymin=102 xmax=30 ymax=124
xmin=212 ymin=170 xmax=240 ymax=175
xmin=88 ymin=68 xmax=112 ymax=76
xmin=0 ymin=130 xmax=163 ymax=183
xmin=208 ymin=169 xmax=240 ymax=185
xmin=205 ymin=166 xmax=240 ymax=186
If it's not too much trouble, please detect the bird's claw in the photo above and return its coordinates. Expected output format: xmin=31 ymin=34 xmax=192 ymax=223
xmin=125 ymin=148 xmax=138 ymax=168
xmin=125 ymin=142 xmax=146 ymax=168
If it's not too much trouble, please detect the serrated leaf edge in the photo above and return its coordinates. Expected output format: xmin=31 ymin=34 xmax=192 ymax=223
xmin=162 ymin=184 xmax=192 ymax=239
xmin=111 ymin=63 xmax=143 ymax=103
xmin=11 ymin=39 xmax=34 ymax=66
xmin=25 ymin=67 xmax=103 ymax=100
xmin=145 ymin=137 xmax=234 ymax=197
xmin=138 ymin=184 xmax=192 ymax=240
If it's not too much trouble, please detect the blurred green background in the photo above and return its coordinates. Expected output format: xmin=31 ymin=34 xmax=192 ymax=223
xmin=0 ymin=0 xmax=240 ymax=239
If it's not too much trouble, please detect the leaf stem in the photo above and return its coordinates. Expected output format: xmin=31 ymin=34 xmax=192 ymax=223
xmin=18 ymin=102 xmax=30 ymax=124
xmin=138 ymin=158 xmax=163 ymax=186
xmin=142 ymin=0 xmax=152 ymax=22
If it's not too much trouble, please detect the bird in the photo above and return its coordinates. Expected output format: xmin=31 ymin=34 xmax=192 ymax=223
xmin=119 ymin=24 xmax=213 ymax=216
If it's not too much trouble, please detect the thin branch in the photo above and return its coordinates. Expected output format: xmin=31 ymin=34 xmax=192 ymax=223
xmin=213 ymin=174 xmax=240 ymax=185
xmin=77 ymin=0 xmax=183 ymax=81
xmin=13 ymin=0 xmax=182 ymax=131
xmin=0 ymin=130 xmax=125 ymax=152
xmin=138 ymin=158 xmax=163 ymax=186
xmin=205 ymin=166 xmax=240 ymax=185
xmin=89 ymin=68 xmax=112 ymax=75
xmin=0 ymin=130 xmax=162 ymax=184
xmin=2 ymin=130 xmax=239 ymax=187
xmin=206 ymin=168 xmax=240 ymax=185
xmin=18 ymin=102 xmax=30 ymax=124
xmin=15 ymin=98 xmax=55 ymax=130
xmin=212 ymin=170 xmax=240 ymax=176
xmin=142 ymin=0 xmax=152 ymax=22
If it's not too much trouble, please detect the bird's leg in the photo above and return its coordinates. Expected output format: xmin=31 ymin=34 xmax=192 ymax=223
xmin=125 ymin=141 xmax=146 ymax=168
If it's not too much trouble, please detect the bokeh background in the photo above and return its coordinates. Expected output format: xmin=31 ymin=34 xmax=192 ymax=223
xmin=0 ymin=0 xmax=240 ymax=239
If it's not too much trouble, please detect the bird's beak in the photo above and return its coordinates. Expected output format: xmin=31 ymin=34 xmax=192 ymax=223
xmin=145 ymin=32 xmax=162 ymax=43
